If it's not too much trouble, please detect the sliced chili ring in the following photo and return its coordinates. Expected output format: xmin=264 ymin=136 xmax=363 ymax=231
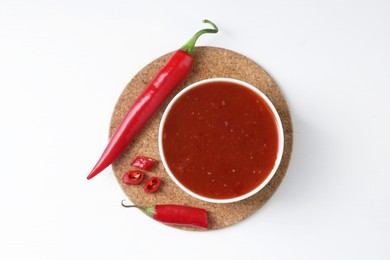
xmin=131 ymin=156 xmax=157 ymax=171
xmin=122 ymin=170 xmax=145 ymax=185
xmin=144 ymin=176 xmax=161 ymax=193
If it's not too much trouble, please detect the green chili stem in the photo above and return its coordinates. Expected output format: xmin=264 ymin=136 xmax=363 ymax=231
xmin=181 ymin=19 xmax=219 ymax=55
xmin=121 ymin=199 xmax=155 ymax=217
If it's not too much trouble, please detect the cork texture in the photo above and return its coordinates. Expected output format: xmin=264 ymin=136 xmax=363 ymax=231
xmin=110 ymin=47 xmax=293 ymax=230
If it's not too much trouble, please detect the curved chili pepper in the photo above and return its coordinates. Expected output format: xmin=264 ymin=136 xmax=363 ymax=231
xmin=122 ymin=170 xmax=145 ymax=185
xmin=87 ymin=20 xmax=218 ymax=180
xmin=121 ymin=200 xmax=208 ymax=229
xmin=131 ymin=156 xmax=157 ymax=171
xmin=144 ymin=176 xmax=161 ymax=193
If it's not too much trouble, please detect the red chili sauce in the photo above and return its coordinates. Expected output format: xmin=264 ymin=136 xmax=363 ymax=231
xmin=162 ymin=81 xmax=279 ymax=199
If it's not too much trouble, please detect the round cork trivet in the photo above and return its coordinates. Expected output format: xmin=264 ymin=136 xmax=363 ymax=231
xmin=110 ymin=46 xmax=293 ymax=230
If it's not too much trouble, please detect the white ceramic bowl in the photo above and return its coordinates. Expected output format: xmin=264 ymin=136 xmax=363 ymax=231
xmin=158 ymin=78 xmax=284 ymax=203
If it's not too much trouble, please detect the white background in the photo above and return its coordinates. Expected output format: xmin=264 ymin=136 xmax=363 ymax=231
xmin=1 ymin=0 xmax=389 ymax=259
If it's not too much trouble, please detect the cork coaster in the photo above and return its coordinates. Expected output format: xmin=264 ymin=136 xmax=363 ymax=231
xmin=110 ymin=47 xmax=293 ymax=230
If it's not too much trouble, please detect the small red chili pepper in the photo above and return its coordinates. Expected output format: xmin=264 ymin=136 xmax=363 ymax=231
xmin=131 ymin=156 xmax=157 ymax=171
xmin=87 ymin=20 xmax=218 ymax=180
xmin=121 ymin=200 xmax=208 ymax=229
xmin=144 ymin=176 xmax=161 ymax=193
xmin=122 ymin=170 xmax=145 ymax=185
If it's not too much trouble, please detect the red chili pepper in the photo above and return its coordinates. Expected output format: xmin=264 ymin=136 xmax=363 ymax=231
xmin=122 ymin=170 xmax=145 ymax=185
xmin=87 ymin=20 xmax=218 ymax=180
xmin=121 ymin=200 xmax=208 ymax=229
xmin=131 ymin=156 xmax=157 ymax=171
xmin=144 ymin=176 xmax=161 ymax=193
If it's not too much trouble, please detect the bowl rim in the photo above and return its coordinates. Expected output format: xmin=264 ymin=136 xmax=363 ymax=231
xmin=158 ymin=77 xmax=284 ymax=204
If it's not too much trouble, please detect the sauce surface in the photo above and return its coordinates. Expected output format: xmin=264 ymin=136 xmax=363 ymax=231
xmin=162 ymin=81 xmax=279 ymax=199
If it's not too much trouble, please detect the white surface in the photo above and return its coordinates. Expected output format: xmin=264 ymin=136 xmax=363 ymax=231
xmin=1 ymin=0 xmax=389 ymax=259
